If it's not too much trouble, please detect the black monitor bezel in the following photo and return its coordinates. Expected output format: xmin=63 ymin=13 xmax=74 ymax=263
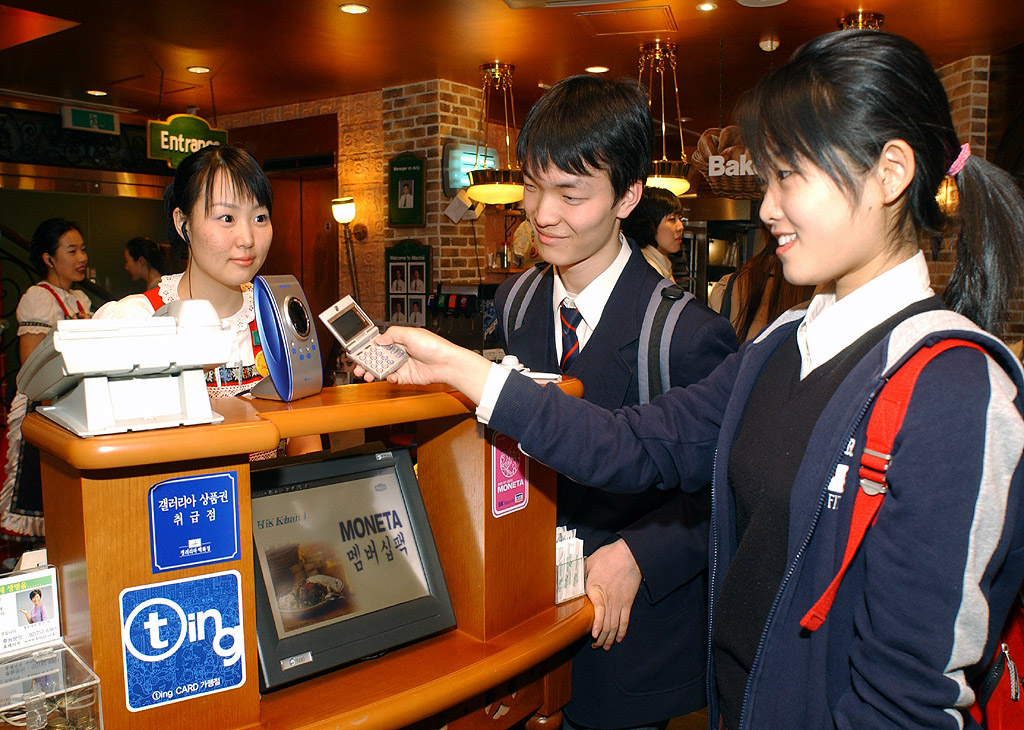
xmin=250 ymin=448 xmax=456 ymax=691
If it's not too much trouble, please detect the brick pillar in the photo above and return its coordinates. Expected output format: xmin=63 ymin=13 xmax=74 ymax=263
xmin=383 ymin=80 xmax=495 ymax=287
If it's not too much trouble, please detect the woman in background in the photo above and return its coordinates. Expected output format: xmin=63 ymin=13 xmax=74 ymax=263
xmin=2 ymin=218 xmax=91 ymax=541
xmin=123 ymin=236 xmax=166 ymax=290
xmin=708 ymin=232 xmax=816 ymax=341
xmin=621 ymin=185 xmax=685 ymax=282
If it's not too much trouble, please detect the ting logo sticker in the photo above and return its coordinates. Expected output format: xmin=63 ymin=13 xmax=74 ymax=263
xmin=119 ymin=570 xmax=244 ymax=711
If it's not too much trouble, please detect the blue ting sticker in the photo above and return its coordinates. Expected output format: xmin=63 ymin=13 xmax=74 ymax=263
xmin=119 ymin=570 xmax=245 ymax=711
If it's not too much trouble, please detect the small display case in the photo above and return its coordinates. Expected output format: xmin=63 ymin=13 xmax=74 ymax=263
xmin=0 ymin=567 xmax=101 ymax=729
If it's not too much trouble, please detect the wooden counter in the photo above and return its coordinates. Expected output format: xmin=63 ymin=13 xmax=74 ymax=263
xmin=23 ymin=378 xmax=590 ymax=730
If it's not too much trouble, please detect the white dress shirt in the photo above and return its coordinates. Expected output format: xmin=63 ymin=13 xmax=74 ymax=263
xmin=478 ymin=234 xmax=630 ymax=423
xmin=796 ymin=250 xmax=934 ymax=378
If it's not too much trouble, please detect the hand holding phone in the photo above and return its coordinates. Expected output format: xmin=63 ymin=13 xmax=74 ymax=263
xmin=319 ymin=296 xmax=409 ymax=380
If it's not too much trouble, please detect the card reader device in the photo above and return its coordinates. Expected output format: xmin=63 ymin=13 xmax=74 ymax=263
xmin=318 ymin=296 xmax=408 ymax=380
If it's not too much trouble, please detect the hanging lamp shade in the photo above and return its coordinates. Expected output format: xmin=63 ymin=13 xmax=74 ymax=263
xmin=639 ymin=41 xmax=691 ymax=196
xmin=466 ymin=168 xmax=524 ymax=204
xmin=466 ymin=62 xmax=524 ymax=205
xmin=647 ymin=160 xmax=691 ymax=196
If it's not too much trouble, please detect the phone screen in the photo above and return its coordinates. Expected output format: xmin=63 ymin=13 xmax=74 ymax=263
xmin=330 ymin=307 xmax=370 ymax=346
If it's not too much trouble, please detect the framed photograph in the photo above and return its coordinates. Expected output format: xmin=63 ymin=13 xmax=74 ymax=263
xmin=390 ymin=297 xmax=407 ymax=324
xmin=386 ymin=240 xmax=430 ymax=324
xmin=407 ymin=296 xmax=426 ymax=327
xmin=389 ymin=263 xmax=408 ymax=293
xmin=388 ymin=154 xmax=425 ymax=227
xmin=408 ymin=263 xmax=426 ymax=293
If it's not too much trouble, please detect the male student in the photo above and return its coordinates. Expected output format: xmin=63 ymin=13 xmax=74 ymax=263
xmin=494 ymin=76 xmax=737 ymax=730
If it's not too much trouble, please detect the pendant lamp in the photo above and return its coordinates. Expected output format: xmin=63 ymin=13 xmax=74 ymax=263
xmin=639 ymin=41 xmax=691 ymax=196
xmin=466 ymin=62 xmax=524 ymax=205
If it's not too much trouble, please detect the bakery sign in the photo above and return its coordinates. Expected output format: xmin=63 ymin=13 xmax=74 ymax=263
xmin=147 ymin=114 xmax=228 ymax=168
xmin=707 ymin=153 xmax=756 ymax=177
xmin=692 ymin=125 xmax=760 ymax=198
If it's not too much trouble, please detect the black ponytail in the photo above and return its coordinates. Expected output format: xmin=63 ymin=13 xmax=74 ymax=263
xmin=739 ymin=30 xmax=1024 ymax=335
xmin=943 ymin=155 xmax=1024 ymax=334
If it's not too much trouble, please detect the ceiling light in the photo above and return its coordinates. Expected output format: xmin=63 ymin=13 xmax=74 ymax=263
xmin=467 ymin=63 xmax=524 ymax=206
xmin=758 ymin=34 xmax=779 ymax=52
xmin=586 ymin=65 xmax=610 ymax=74
xmin=339 ymin=3 xmax=369 ymax=13
xmin=187 ymin=66 xmax=210 ymax=74
xmin=837 ymin=11 xmax=884 ymax=30
xmin=696 ymin=2 xmax=717 ymax=11
xmin=639 ymin=40 xmax=691 ymax=196
xmin=86 ymin=90 xmax=108 ymax=97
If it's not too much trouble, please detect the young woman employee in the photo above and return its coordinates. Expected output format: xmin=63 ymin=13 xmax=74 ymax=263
xmin=3 ymin=218 xmax=92 ymax=540
xmin=95 ymin=144 xmax=273 ymax=399
xmin=358 ymin=30 xmax=1024 ymax=730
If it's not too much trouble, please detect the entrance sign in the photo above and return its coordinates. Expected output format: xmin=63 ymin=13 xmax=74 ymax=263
xmin=147 ymin=114 xmax=227 ymax=168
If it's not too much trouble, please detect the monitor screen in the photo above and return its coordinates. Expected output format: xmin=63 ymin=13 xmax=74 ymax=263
xmin=251 ymin=448 xmax=455 ymax=690
xmin=328 ymin=306 xmax=371 ymax=345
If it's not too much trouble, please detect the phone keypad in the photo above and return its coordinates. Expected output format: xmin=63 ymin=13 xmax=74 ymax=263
xmin=359 ymin=343 xmax=407 ymax=378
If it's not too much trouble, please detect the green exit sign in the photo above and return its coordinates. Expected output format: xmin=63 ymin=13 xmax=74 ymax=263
xmin=61 ymin=106 xmax=120 ymax=135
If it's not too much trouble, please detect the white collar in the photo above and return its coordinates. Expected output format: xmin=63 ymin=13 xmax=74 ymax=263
xmin=551 ymin=233 xmax=631 ymax=332
xmin=797 ymin=250 xmax=934 ymax=378
xmin=159 ymin=272 xmax=255 ymax=332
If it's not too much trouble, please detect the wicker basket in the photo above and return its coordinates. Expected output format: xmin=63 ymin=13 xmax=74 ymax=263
xmin=691 ymin=127 xmax=763 ymax=200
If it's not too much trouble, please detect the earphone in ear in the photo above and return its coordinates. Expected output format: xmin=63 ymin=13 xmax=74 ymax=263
xmin=180 ymin=225 xmax=190 ymax=245
xmin=45 ymin=256 xmax=53 ymax=268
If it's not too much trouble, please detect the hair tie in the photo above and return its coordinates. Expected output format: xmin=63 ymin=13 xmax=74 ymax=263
xmin=947 ymin=143 xmax=970 ymax=177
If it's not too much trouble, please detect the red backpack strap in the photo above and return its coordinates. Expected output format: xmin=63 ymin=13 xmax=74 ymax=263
xmin=800 ymin=338 xmax=987 ymax=632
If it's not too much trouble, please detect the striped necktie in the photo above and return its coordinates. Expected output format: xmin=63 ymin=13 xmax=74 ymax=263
xmin=560 ymin=303 xmax=583 ymax=371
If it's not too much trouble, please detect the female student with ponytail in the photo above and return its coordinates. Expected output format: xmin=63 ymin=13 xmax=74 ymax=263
xmin=359 ymin=30 xmax=1024 ymax=730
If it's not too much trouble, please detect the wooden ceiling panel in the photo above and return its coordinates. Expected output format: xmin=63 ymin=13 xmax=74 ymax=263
xmin=576 ymin=6 xmax=678 ymax=36
xmin=0 ymin=0 xmax=1020 ymax=137
xmin=0 ymin=4 xmax=77 ymax=53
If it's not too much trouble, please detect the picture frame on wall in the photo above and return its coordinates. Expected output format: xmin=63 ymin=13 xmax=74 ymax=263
xmin=386 ymin=240 xmax=430 ymax=326
xmin=388 ymin=154 xmax=425 ymax=227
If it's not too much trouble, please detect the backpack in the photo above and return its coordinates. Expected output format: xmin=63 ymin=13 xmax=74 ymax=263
xmin=500 ymin=265 xmax=693 ymax=403
xmin=799 ymin=338 xmax=1024 ymax=728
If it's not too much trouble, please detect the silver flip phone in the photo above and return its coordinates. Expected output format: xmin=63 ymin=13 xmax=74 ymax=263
xmin=318 ymin=295 xmax=409 ymax=380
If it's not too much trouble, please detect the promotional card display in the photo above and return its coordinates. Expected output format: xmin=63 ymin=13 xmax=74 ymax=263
xmin=0 ymin=567 xmax=102 ymax=729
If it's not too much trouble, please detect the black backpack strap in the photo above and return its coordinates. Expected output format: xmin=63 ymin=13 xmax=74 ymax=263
xmin=501 ymin=264 xmax=552 ymax=338
xmin=719 ymin=272 xmax=736 ymax=320
xmin=638 ymin=282 xmax=693 ymax=404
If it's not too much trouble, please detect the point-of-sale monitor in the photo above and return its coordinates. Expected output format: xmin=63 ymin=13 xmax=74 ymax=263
xmin=250 ymin=448 xmax=455 ymax=690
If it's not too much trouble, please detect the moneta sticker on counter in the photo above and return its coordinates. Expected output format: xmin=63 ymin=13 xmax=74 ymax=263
xmin=491 ymin=432 xmax=529 ymax=518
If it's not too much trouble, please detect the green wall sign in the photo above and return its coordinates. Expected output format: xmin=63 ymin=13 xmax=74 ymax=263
xmin=147 ymin=114 xmax=228 ymax=168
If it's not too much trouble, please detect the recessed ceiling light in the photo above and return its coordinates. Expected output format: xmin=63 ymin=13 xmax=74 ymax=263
xmin=736 ymin=0 xmax=787 ymax=7
xmin=86 ymin=89 xmax=107 ymax=97
xmin=586 ymin=66 xmax=610 ymax=74
xmin=187 ymin=66 xmax=210 ymax=74
xmin=339 ymin=3 xmax=369 ymax=13
xmin=696 ymin=2 xmax=717 ymax=10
